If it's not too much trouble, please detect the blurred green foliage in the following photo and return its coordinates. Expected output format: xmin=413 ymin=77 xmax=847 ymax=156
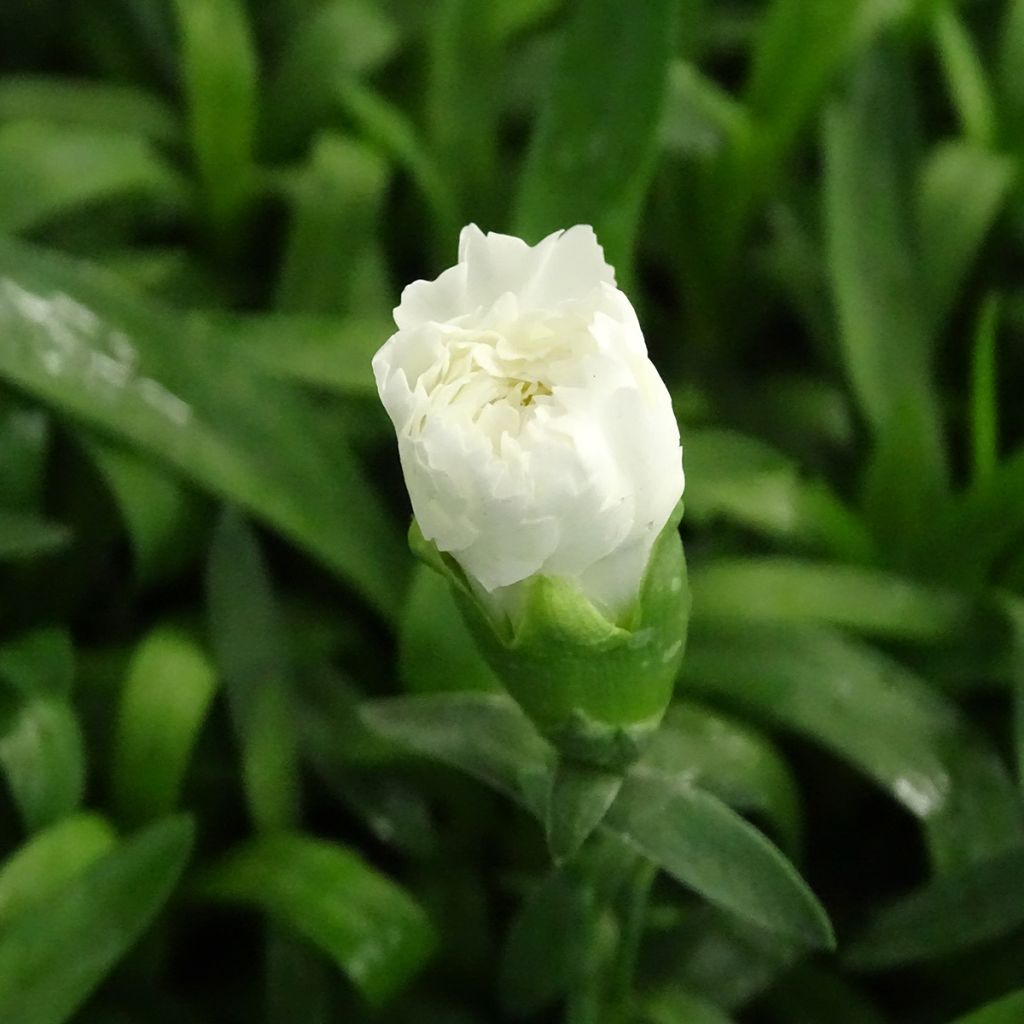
xmin=1 ymin=0 xmax=1024 ymax=1021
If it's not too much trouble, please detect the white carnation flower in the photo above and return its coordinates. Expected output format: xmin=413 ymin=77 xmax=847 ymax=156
xmin=373 ymin=224 xmax=684 ymax=621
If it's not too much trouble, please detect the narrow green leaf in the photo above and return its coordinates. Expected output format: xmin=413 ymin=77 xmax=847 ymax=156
xmin=933 ymin=6 xmax=997 ymax=147
xmin=0 ymin=697 xmax=85 ymax=833
xmin=514 ymin=0 xmax=676 ymax=277
xmin=545 ymin=761 xmax=622 ymax=863
xmin=683 ymin=623 xmax=1024 ymax=872
xmin=746 ymin=0 xmax=887 ymax=166
xmin=0 ymin=121 xmax=184 ymax=235
xmin=606 ymin=774 xmax=834 ymax=950
xmin=824 ymin=49 xmax=946 ymax=503
xmin=399 ymin=565 xmax=499 ymax=694
xmin=998 ymin=0 xmax=1024 ymax=143
xmin=174 ymin=0 xmax=257 ymax=244
xmin=0 ymin=816 xmax=193 ymax=1024
xmin=86 ymin=440 xmax=206 ymax=583
xmin=0 ymin=627 xmax=73 ymax=699
xmin=690 ymin=557 xmax=970 ymax=642
xmin=0 ymin=76 xmax=179 ymax=145
xmin=499 ymin=867 xmax=602 ymax=1018
xmin=199 ymin=833 xmax=436 ymax=1006
xmin=847 ymin=846 xmax=1024 ymax=970
xmin=640 ymin=703 xmax=802 ymax=856
xmin=0 ymin=509 xmax=70 ymax=561
xmin=263 ymin=0 xmax=400 ymax=156
xmin=940 ymin=447 xmax=1024 ymax=588
xmin=206 ymin=509 xmax=301 ymax=832
xmin=427 ymin=0 xmax=501 ymax=223
xmin=111 ymin=625 xmax=217 ymax=826
xmin=359 ymin=693 xmax=552 ymax=811
xmin=209 ymin=311 xmax=389 ymax=398
xmin=336 ymin=80 xmax=459 ymax=246
xmin=0 ymin=401 xmax=49 ymax=510
xmin=683 ymin=428 xmax=875 ymax=562
xmin=363 ymin=694 xmax=828 ymax=947
xmin=970 ymin=294 xmax=1000 ymax=487
xmin=276 ymin=135 xmax=389 ymax=315
xmin=951 ymin=990 xmax=1024 ymax=1024
xmin=643 ymin=988 xmax=736 ymax=1024
xmin=916 ymin=142 xmax=1013 ymax=332
xmin=0 ymin=237 xmax=407 ymax=617
xmin=0 ymin=814 xmax=115 ymax=927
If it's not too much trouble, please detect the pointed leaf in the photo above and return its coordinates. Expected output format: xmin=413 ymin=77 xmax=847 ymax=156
xmin=847 ymin=846 xmax=1024 ymax=970
xmin=0 ymin=816 xmax=193 ymax=1024
xmin=514 ymin=0 xmax=676 ymax=276
xmin=683 ymin=623 xmax=1024 ymax=872
xmin=0 ymin=238 xmax=406 ymax=617
xmin=606 ymin=774 xmax=833 ymax=949
xmin=199 ymin=833 xmax=436 ymax=1006
xmin=111 ymin=625 xmax=218 ymax=826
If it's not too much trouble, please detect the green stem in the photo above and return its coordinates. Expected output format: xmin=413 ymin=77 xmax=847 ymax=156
xmin=608 ymin=859 xmax=658 ymax=1015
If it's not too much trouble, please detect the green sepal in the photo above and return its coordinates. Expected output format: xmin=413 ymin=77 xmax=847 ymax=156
xmin=408 ymin=502 xmax=690 ymax=770
xmin=545 ymin=758 xmax=623 ymax=864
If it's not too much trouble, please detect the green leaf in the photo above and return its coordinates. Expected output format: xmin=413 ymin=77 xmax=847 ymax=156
xmin=682 ymin=428 xmax=875 ymax=562
xmin=427 ymin=0 xmax=501 ymax=223
xmin=514 ymin=0 xmax=676 ymax=277
xmin=940 ymin=447 xmax=1024 ymax=588
xmin=211 ymin=312 xmax=389 ymax=398
xmin=0 ymin=120 xmax=185 ymax=236
xmin=399 ymin=565 xmax=499 ymax=694
xmin=745 ymin=0 xmax=889 ymax=169
xmin=690 ymin=557 xmax=970 ymax=642
xmin=275 ymin=135 xmax=389 ymax=315
xmin=0 ymin=399 xmax=49 ymax=512
xmin=950 ymin=990 xmax=1024 ymax=1024
xmin=0 ymin=816 xmax=193 ymax=1024
xmin=683 ymin=623 xmax=1024 ymax=873
xmin=970 ymin=295 xmax=1001 ymax=487
xmin=847 ymin=846 xmax=1024 ymax=970
xmin=174 ymin=0 xmax=258 ymax=244
xmin=998 ymin=0 xmax=1024 ymax=144
xmin=824 ymin=48 xmax=947 ymax=507
xmin=643 ymin=988 xmax=736 ymax=1024
xmin=0 ymin=814 xmax=115 ymax=927
xmin=206 ymin=509 xmax=301 ymax=832
xmin=641 ymin=703 xmax=802 ymax=856
xmin=499 ymin=867 xmax=602 ymax=1018
xmin=0 ymin=510 xmax=69 ymax=561
xmin=86 ymin=440 xmax=206 ymax=583
xmin=916 ymin=142 xmax=1014 ymax=332
xmin=545 ymin=760 xmax=622 ymax=863
xmin=932 ymin=6 xmax=997 ymax=147
xmin=359 ymin=693 xmax=552 ymax=811
xmin=0 ymin=627 xmax=73 ymax=699
xmin=0 ymin=237 xmax=407 ymax=617
xmin=336 ymin=80 xmax=459 ymax=247
xmin=607 ymin=774 xmax=832 ymax=949
xmin=199 ymin=833 xmax=436 ymax=1006
xmin=0 ymin=76 xmax=180 ymax=146
xmin=0 ymin=697 xmax=85 ymax=833
xmin=111 ymin=625 xmax=217 ymax=826
xmin=361 ymin=693 xmax=830 ymax=948
xmin=263 ymin=0 xmax=400 ymax=156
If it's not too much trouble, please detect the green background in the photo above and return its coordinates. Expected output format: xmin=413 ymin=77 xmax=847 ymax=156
xmin=0 ymin=0 xmax=1023 ymax=1021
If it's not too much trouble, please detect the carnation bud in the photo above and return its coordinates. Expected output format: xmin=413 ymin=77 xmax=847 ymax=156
xmin=374 ymin=225 xmax=688 ymax=773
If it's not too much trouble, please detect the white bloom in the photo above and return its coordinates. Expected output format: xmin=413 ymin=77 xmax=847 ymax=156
xmin=373 ymin=224 xmax=684 ymax=620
